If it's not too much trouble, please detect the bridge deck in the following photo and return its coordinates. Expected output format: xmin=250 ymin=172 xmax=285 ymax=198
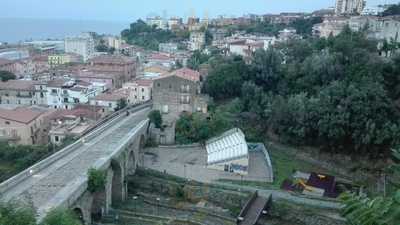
xmin=0 ymin=107 xmax=150 ymax=218
xmin=238 ymin=196 xmax=268 ymax=225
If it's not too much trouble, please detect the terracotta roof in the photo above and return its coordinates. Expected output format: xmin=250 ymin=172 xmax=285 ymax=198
xmin=144 ymin=65 xmax=170 ymax=74
xmin=94 ymin=92 xmax=125 ymax=101
xmin=0 ymin=107 xmax=45 ymax=124
xmin=154 ymin=67 xmax=200 ymax=82
xmin=0 ymin=80 xmax=40 ymax=91
xmin=148 ymin=53 xmax=173 ymax=61
xmin=135 ymin=79 xmax=153 ymax=87
xmin=0 ymin=58 xmax=14 ymax=66
xmin=48 ymin=107 xmax=99 ymax=120
xmin=89 ymin=55 xmax=136 ymax=64
xmin=174 ymin=68 xmax=200 ymax=81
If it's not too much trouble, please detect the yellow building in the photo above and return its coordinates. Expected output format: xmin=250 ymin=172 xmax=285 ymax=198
xmin=48 ymin=54 xmax=81 ymax=67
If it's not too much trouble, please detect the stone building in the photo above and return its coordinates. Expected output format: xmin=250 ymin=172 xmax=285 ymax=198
xmin=88 ymin=55 xmax=137 ymax=83
xmin=0 ymin=106 xmax=52 ymax=145
xmin=152 ymin=68 xmax=208 ymax=120
xmin=123 ymin=79 xmax=153 ymax=105
xmin=0 ymin=80 xmax=47 ymax=106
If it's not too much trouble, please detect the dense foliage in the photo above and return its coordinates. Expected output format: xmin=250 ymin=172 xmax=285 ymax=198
xmin=289 ymin=16 xmax=323 ymax=37
xmin=382 ymin=3 xmax=400 ymax=16
xmin=204 ymin=26 xmax=400 ymax=157
xmin=0 ymin=70 xmax=16 ymax=81
xmin=341 ymin=149 xmax=400 ymax=225
xmin=40 ymin=209 xmax=82 ymax=225
xmin=175 ymin=111 xmax=232 ymax=144
xmin=0 ymin=202 xmax=36 ymax=225
xmin=0 ymin=143 xmax=50 ymax=182
xmin=87 ymin=168 xmax=106 ymax=193
xmin=95 ymin=39 xmax=115 ymax=54
xmin=121 ymin=20 xmax=189 ymax=50
xmin=226 ymin=21 xmax=285 ymax=36
xmin=148 ymin=110 xmax=163 ymax=129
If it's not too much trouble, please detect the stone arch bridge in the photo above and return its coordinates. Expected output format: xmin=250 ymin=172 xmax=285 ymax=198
xmin=0 ymin=103 xmax=152 ymax=224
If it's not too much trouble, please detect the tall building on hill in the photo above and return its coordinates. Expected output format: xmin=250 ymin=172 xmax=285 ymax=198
xmin=64 ymin=33 xmax=95 ymax=62
xmin=335 ymin=0 xmax=366 ymax=15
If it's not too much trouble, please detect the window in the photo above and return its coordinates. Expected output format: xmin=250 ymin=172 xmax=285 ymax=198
xmin=55 ymin=136 xmax=59 ymax=142
xmin=51 ymin=89 xmax=57 ymax=94
xmin=18 ymin=100 xmax=21 ymax=104
xmin=63 ymin=98 xmax=69 ymax=103
xmin=5 ymin=121 xmax=10 ymax=125
xmin=108 ymin=103 xmax=112 ymax=108
xmin=142 ymin=96 xmax=145 ymax=100
xmin=157 ymin=83 xmax=160 ymax=87
xmin=142 ymin=88 xmax=144 ymax=92
xmin=40 ymin=93 xmax=44 ymax=98
xmin=135 ymin=95 xmax=137 ymax=99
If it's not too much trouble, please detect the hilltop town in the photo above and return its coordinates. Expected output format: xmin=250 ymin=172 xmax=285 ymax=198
xmin=0 ymin=0 xmax=400 ymax=225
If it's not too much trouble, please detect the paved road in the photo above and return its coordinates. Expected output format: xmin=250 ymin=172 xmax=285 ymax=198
xmin=144 ymin=147 xmax=342 ymax=210
xmin=215 ymin=182 xmax=343 ymax=210
xmin=0 ymin=107 xmax=150 ymax=219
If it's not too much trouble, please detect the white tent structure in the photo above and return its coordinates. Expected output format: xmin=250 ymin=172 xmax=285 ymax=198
xmin=206 ymin=128 xmax=249 ymax=175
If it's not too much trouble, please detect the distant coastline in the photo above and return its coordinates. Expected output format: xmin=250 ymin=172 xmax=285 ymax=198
xmin=0 ymin=17 xmax=130 ymax=43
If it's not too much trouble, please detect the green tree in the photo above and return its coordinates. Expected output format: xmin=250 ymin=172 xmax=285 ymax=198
xmin=148 ymin=110 xmax=163 ymax=129
xmin=0 ymin=202 xmax=36 ymax=225
xmin=115 ymin=99 xmax=127 ymax=111
xmin=121 ymin=20 xmax=180 ymax=50
xmin=0 ymin=70 xmax=16 ymax=82
xmin=341 ymin=149 xmax=400 ymax=225
xmin=204 ymin=56 xmax=249 ymax=100
xmin=40 ymin=209 xmax=82 ymax=225
xmin=87 ymin=168 xmax=106 ymax=193
xmin=187 ymin=50 xmax=210 ymax=70
xmin=382 ymin=3 xmax=400 ymax=16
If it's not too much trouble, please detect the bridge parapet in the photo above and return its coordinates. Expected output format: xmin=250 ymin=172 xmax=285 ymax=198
xmin=0 ymin=103 xmax=151 ymax=201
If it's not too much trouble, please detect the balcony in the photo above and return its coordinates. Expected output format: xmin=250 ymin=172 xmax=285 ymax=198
xmin=0 ymin=134 xmax=21 ymax=141
xmin=16 ymin=94 xmax=33 ymax=98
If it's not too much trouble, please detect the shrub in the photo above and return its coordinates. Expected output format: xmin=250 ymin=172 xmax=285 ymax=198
xmin=87 ymin=168 xmax=106 ymax=193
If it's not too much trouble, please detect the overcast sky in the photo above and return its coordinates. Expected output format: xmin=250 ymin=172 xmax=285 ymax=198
xmin=1 ymin=0 xmax=398 ymax=22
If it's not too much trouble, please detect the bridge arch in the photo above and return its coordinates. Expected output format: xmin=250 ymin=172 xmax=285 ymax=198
xmin=73 ymin=207 xmax=85 ymax=224
xmin=111 ymin=159 xmax=125 ymax=206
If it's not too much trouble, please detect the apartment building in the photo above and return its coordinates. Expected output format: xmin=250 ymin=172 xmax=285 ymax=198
xmin=65 ymin=33 xmax=95 ymax=62
xmin=0 ymin=106 xmax=52 ymax=145
xmin=0 ymin=80 xmax=47 ymax=105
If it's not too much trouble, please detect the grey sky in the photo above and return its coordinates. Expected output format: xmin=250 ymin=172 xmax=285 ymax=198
xmin=1 ymin=0 xmax=399 ymax=22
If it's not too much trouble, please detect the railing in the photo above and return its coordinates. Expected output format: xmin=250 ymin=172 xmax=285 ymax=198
xmin=237 ymin=191 xmax=259 ymax=223
xmin=0 ymin=101 xmax=152 ymax=197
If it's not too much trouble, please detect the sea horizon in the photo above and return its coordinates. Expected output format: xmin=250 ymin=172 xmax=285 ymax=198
xmin=0 ymin=17 xmax=131 ymax=43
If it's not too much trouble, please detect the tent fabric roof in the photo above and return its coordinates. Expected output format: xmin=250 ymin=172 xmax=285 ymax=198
xmin=206 ymin=128 xmax=248 ymax=165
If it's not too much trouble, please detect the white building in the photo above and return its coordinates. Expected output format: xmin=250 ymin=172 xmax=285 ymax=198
xmin=168 ymin=17 xmax=183 ymax=29
xmin=159 ymin=43 xmax=178 ymax=53
xmin=146 ymin=17 xmax=167 ymax=29
xmin=89 ymin=92 xmax=127 ymax=112
xmin=335 ymin=0 xmax=365 ymax=15
xmin=65 ymin=33 xmax=95 ymax=62
xmin=189 ymin=32 xmax=206 ymax=51
xmin=206 ymin=128 xmax=249 ymax=175
xmin=47 ymin=79 xmax=96 ymax=110
xmin=107 ymin=36 xmax=122 ymax=50
xmin=122 ymin=79 xmax=153 ymax=104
